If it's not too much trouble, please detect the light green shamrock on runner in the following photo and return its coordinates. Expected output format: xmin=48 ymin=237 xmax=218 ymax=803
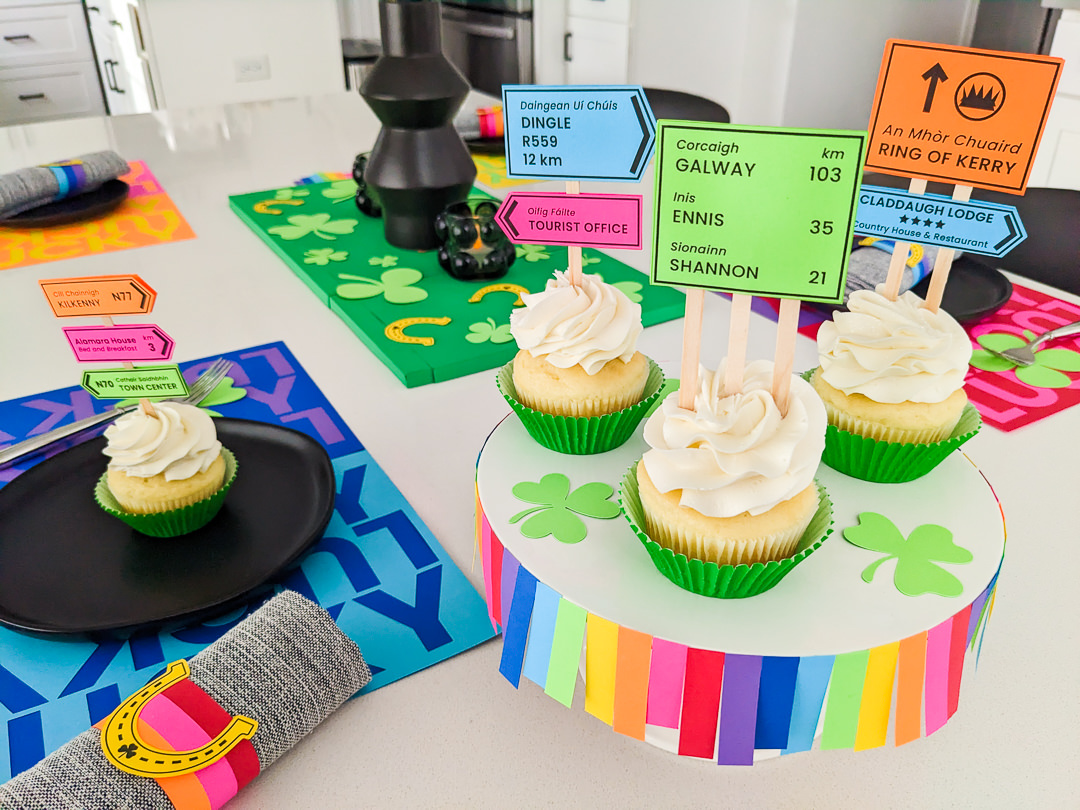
xmin=509 ymin=473 xmax=621 ymax=544
xmin=269 ymin=213 xmax=358 ymax=241
xmin=516 ymin=244 xmax=550 ymax=262
xmin=581 ymin=252 xmax=601 ymax=267
xmin=336 ymin=268 xmax=427 ymax=303
xmin=465 ymin=318 xmax=513 ymax=344
xmin=322 ymin=180 xmax=357 ymax=203
xmin=304 ymin=248 xmax=349 ymax=266
xmin=970 ymin=331 xmax=1080 ymax=388
xmin=369 ymin=255 xmax=399 ymax=268
xmin=612 ymin=280 xmax=643 ymax=303
xmin=843 ymin=512 xmax=972 ymax=598
xmin=274 ymin=188 xmax=309 ymax=200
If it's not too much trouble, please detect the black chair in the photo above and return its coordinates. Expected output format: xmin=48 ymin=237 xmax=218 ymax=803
xmin=643 ymin=88 xmax=731 ymax=124
xmin=863 ymin=172 xmax=1080 ymax=296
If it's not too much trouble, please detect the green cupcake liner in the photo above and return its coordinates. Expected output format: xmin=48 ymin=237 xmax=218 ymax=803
xmin=497 ymin=358 xmax=665 ymax=455
xmin=95 ymin=448 xmax=238 ymax=537
xmin=618 ymin=465 xmax=833 ymax=599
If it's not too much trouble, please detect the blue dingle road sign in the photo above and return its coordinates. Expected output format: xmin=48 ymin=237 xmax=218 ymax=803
xmin=501 ymin=85 xmax=656 ymax=182
xmin=854 ymin=185 xmax=1026 ymax=258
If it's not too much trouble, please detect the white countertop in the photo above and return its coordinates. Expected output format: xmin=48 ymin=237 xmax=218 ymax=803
xmin=1 ymin=93 xmax=1078 ymax=809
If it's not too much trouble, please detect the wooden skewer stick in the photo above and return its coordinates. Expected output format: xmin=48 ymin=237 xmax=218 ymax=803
xmin=101 ymin=315 xmax=157 ymax=416
xmin=678 ymin=288 xmax=705 ymax=411
xmin=565 ymin=180 xmax=583 ymax=286
xmin=882 ymin=177 xmax=928 ymax=300
xmin=724 ymin=293 xmax=753 ymax=395
xmin=771 ymin=297 xmax=801 ymax=416
xmin=923 ymin=184 xmax=973 ymax=313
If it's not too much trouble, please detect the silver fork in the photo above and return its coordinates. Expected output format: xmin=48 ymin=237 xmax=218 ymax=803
xmin=0 ymin=358 xmax=233 ymax=467
xmin=985 ymin=319 xmax=1080 ymax=367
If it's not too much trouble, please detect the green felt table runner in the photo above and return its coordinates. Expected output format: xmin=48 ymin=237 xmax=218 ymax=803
xmin=230 ymin=180 xmax=684 ymax=387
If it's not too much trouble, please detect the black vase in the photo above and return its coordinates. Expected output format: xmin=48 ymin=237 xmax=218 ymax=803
xmin=359 ymin=0 xmax=477 ymax=250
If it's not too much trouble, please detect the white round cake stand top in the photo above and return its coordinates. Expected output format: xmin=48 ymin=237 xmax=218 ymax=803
xmin=477 ymin=416 xmax=1004 ymax=659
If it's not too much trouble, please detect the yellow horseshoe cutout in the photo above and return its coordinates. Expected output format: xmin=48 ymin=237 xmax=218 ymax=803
xmin=100 ymin=660 xmax=258 ymax=778
xmin=384 ymin=316 xmax=451 ymax=346
xmin=467 ymin=283 xmax=530 ymax=307
xmin=252 ymin=199 xmax=304 ymax=215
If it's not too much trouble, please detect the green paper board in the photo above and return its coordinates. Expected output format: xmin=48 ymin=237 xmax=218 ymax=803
xmin=651 ymin=122 xmax=866 ymax=304
xmin=230 ymin=182 xmax=684 ymax=387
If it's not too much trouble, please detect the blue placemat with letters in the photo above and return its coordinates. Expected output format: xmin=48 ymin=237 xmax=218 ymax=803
xmin=0 ymin=341 xmax=496 ymax=780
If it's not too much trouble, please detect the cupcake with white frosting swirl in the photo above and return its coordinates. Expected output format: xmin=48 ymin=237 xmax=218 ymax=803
xmin=636 ymin=360 xmax=828 ymax=568
xmin=498 ymin=271 xmax=663 ymax=454
xmin=811 ymin=288 xmax=981 ymax=482
xmin=95 ymin=402 xmax=237 ymax=536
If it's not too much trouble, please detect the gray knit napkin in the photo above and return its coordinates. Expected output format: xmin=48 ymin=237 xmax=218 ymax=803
xmin=0 ymin=151 xmax=130 ymax=219
xmin=0 ymin=590 xmax=371 ymax=810
xmin=845 ymin=240 xmax=962 ymax=303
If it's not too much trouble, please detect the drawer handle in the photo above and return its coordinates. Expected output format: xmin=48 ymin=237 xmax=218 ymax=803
xmin=18 ymin=93 xmax=46 ymax=101
xmin=4 ymin=34 xmax=34 ymax=42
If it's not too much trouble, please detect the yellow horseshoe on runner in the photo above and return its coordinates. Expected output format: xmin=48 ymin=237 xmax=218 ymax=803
xmin=467 ymin=283 xmax=530 ymax=307
xmin=252 ymin=199 xmax=304 ymax=215
xmin=100 ymin=660 xmax=258 ymax=778
xmin=385 ymin=316 xmax=452 ymax=346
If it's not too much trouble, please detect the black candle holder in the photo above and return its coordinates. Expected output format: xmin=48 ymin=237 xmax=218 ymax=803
xmin=357 ymin=0 xmax=477 ymax=250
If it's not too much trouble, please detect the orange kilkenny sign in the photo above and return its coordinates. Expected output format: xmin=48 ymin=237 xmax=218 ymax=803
xmin=39 ymin=274 xmax=157 ymax=317
xmin=866 ymin=39 xmax=1063 ymax=194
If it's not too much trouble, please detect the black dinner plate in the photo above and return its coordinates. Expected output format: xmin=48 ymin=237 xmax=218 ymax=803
xmin=465 ymin=137 xmax=505 ymax=155
xmin=1 ymin=179 xmax=130 ymax=228
xmin=0 ymin=418 xmax=335 ymax=635
xmin=908 ymin=256 xmax=1013 ymax=323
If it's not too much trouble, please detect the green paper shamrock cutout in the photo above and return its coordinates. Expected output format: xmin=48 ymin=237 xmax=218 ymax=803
xmin=843 ymin=512 xmax=973 ymax=598
xmin=509 ymin=473 xmax=620 ymax=544
xmin=303 ymin=248 xmax=349 ymax=266
xmin=465 ymin=318 xmax=513 ymax=344
xmin=612 ymin=280 xmax=643 ymax=303
xmin=321 ymin=180 xmax=357 ymax=203
xmin=369 ymin=255 xmax=399 ymax=268
xmin=274 ymin=188 xmax=309 ymax=200
xmin=335 ymin=268 xmax=428 ymax=303
xmin=268 ymin=213 xmax=358 ymax=241
xmin=516 ymin=244 xmax=550 ymax=262
xmin=970 ymin=331 xmax=1080 ymax=389
xmin=581 ymin=252 xmax=601 ymax=267
xmin=114 ymin=377 xmax=247 ymax=417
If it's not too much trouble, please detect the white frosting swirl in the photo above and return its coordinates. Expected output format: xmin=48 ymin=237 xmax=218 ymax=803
xmin=641 ymin=360 xmax=825 ymax=518
xmin=816 ymin=288 xmax=972 ymax=404
xmin=509 ymin=270 xmax=643 ymax=375
xmin=103 ymin=402 xmax=222 ymax=480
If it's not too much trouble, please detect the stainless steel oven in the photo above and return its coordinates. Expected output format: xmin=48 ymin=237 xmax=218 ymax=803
xmin=439 ymin=0 xmax=533 ymax=97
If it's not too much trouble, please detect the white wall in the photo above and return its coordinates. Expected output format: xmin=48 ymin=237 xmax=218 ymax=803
xmin=781 ymin=0 xmax=975 ymax=130
xmin=626 ymin=0 xmax=975 ymax=129
xmin=140 ymin=0 xmax=343 ymax=110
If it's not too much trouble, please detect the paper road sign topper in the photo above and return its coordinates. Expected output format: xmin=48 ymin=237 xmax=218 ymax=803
xmin=501 ymin=85 xmax=656 ymax=182
xmin=865 ymin=39 xmax=1063 ymax=194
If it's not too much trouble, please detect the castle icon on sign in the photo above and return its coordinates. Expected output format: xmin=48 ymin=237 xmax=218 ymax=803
xmin=955 ymin=72 xmax=1006 ymax=121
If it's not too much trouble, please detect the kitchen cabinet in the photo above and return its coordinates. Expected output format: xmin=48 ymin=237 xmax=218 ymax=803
xmin=564 ymin=0 xmax=630 ymax=85
xmin=1029 ymin=9 xmax=1080 ymax=190
xmin=0 ymin=0 xmax=105 ymax=124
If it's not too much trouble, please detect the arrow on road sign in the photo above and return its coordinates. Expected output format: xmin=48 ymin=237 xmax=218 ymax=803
xmin=501 ymin=85 xmax=656 ymax=182
xmin=854 ymin=185 xmax=1026 ymax=258
xmin=496 ymin=192 xmax=643 ymax=250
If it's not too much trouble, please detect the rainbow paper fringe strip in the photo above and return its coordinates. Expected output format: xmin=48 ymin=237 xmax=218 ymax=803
xmin=476 ymin=490 xmax=1000 ymax=764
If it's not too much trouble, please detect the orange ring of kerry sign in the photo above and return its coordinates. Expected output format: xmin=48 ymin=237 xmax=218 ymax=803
xmin=865 ymin=39 xmax=1063 ymax=194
